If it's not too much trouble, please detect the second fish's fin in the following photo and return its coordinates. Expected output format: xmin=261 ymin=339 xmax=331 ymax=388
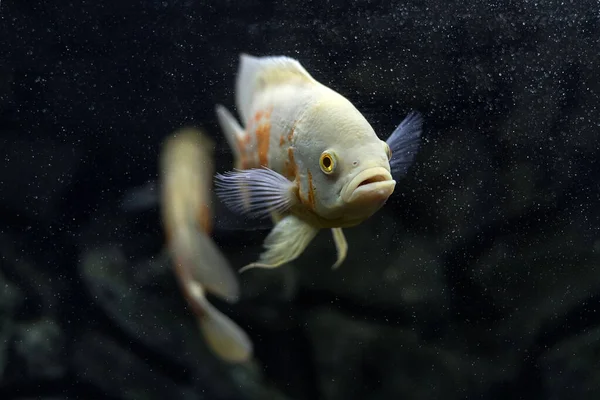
xmin=188 ymin=281 xmax=253 ymax=363
xmin=169 ymin=224 xmax=240 ymax=303
xmin=240 ymin=214 xmax=319 ymax=272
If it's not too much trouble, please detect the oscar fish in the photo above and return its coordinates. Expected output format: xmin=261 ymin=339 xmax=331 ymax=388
xmin=214 ymin=54 xmax=423 ymax=272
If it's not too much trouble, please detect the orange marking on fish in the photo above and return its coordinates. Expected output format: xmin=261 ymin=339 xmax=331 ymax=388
xmin=256 ymin=121 xmax=271 ymax=167
xmin=279 ymin=135 xmax=285 ymax=147
xmin=235 ymin=136 xmax=247 ymax=154
xmin=254 ymin=107 xmax=272 ymax=123
xmin=239 ymin=151 xmax=251 ymax=169
xmin=236 ymin=134 xmax=252 ymax=169
xmin=287 ymin=125 xmax=295 ymax=142
xmin=306 ymin=169 xmax=316 ymax=210
xmin=283 ymin=147 xmax=297 ymax=180
xmin=198 ymin=203 xmax=212 ymax=234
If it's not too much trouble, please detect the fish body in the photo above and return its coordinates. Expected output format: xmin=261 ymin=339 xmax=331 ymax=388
xmin=215 ymin=54 xmax=423 ymax=271
xmin=160 ymin=127 xmax=252 ymax=363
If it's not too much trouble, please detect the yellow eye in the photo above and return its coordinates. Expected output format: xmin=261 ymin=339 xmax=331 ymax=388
xmin=384 ymin=142 xmax=392 ymax=160
xmin=319 ymin=151 xmax=335 ymax=174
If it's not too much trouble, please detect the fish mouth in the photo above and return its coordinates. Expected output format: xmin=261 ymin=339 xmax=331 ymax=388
xmin=342 ymin=167 xmax=396 ymax=204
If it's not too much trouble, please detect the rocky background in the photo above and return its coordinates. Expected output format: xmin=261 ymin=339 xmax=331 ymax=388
xmin=1 ymin=0 xmax=599 ymax=399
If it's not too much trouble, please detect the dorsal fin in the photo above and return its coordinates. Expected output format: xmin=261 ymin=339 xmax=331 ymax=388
xmin=235 ymin=54 xmax=316 ymax=124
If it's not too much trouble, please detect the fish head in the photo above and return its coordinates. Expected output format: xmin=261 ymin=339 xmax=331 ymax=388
xmin=295 ymin=95 xmax=396 ymax=224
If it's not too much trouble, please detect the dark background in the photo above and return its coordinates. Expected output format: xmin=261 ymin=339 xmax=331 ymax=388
xmin=1 ymin=1 xmax=599 ymax=399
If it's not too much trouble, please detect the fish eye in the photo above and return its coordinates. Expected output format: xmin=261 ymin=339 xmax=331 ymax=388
xmin=319 ymin=151 xmax=336 ymax=174
xmin=384 ymin=142 xmax=392 ymax=160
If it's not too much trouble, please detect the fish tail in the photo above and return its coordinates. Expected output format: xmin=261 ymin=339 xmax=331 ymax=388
xmin=189 ymin=281 xmax=253 ymax=363
xmin=215 ymin=104 xmax=246 ymax=169
xmin=169 ymin=231 xmax=252 ymax=363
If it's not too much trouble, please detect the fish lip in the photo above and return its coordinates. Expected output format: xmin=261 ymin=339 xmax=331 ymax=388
xmin=342 ymin=167 xmax=396 ymax=204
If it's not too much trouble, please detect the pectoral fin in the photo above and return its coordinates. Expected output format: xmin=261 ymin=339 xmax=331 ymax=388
xmin=331 ymin=228 xmax=347 ymax=270
xmin=187 ymin=282 xmax=253 ymax=363
xmin=214 ymin=167 xmax=297 ymax=219
xmin=386 ymin=111 xmax=423 ymax=179
xmin=240 ymin=214 xmax=319 ymax=272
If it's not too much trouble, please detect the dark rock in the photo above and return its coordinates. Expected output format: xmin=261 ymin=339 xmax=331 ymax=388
xmin=79 ymin=245 xmax=198 ymax=358
xmin=71 ymin=331 xmax=201 ymax=400
xmin=305 ymin=307 xmax=509 ymax=400
xmin=294 ymin=207 xmax=449 ymax=325
xmin=0 ymin=269 xmax=23 ymax=380
xmin=12 ymin=318 xmax=66 ymax=381
xmin=78 ymin=242 xmax=290 ymax=400
xmin=0 ymin=233 xmax=68 ymax=319
xmin=470 ymin=196 xmax=600 ymax=353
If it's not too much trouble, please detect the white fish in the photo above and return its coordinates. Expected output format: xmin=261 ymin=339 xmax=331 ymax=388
xmin=160 ymin=127 xmax=252 ymax=363
xmin=214 ymin=54 xmax=423 ymax=272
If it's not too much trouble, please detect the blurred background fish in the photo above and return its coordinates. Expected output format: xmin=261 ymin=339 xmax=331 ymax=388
xmin=159 ymin=127 xmax=252 ymax=363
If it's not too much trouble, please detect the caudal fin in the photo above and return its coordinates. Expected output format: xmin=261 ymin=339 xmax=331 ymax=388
xmin=188 ymin=282 xmax=253 ymax=363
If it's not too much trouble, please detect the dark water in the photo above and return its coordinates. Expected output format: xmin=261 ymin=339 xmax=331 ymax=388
xmin=1 ymin=1 xmax=599 ymax=399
